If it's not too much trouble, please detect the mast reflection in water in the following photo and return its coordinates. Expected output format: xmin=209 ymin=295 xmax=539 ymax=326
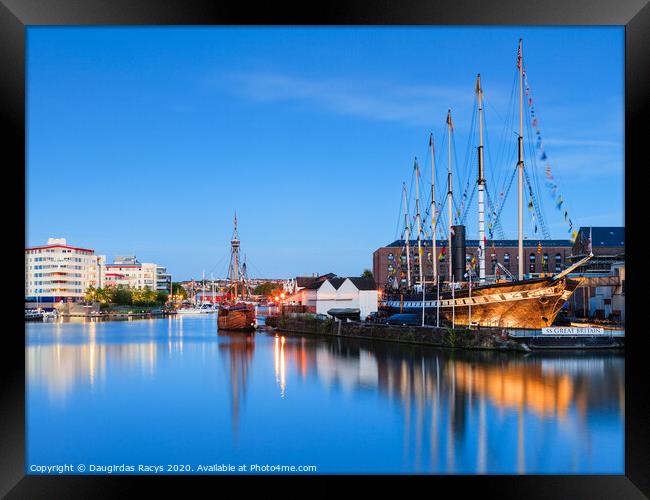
xmin=27 ymin=316 xmax=623 ymax=474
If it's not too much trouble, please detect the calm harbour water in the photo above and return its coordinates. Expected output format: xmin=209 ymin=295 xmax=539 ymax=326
xmin=26 ymin=315 xmax=624 ymax=474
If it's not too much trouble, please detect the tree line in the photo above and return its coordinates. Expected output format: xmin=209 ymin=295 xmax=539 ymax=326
xmin=84 ymin=285 xmax=170 ymax=307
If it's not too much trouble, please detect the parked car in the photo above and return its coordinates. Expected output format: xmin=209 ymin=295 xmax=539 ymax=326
xmin=366 ymin=310 xmax=390 ymax=323
xmin=384 ymin=313 xmax=420 ymax=326
xmin=365 ymin=311 xmax=380 ymax=322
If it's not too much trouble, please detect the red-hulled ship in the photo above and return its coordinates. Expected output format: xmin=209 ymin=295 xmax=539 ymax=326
xmin=217 ymin=214 xmax=256 ymax=332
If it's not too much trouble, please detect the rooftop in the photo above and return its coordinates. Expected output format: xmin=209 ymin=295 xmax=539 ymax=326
xmin=575 ymin=227 xmax=625 ymax=247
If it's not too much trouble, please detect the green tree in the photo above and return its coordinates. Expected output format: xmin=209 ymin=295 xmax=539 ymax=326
xmin=253 ymin=282 xmax=283 ymax=297
xmin=172 ymin=282 xmax=188 ymax=300
xmin=362 ymin=269 xmax=374 ymax=279
xmin=97 ymin=287 xmax=113 ymax=303
xmin=113 ymin=287 xmax=133 ymax=305
xmin=84 ymin=285 xmax=97 ymax=302
xmin=156 ymin=291 xmax=169 ymax=304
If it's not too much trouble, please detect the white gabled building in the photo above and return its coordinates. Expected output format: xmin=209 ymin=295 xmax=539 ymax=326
xmin=25 ymin=237 xmax=105 ymax=305
xmin=315 ymin=276 xmax=378 ymax=319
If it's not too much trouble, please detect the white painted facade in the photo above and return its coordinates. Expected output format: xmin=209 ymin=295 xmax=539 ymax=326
xmin=25 ymin=238 xmax=104 ymax=302
xmin=25 ymin=240 xmax=171 ymax=303
xmin=316 ymin=278 xmax=378 ymax=319
xmin=102 ymin=257 xmax=159 ymax=290
xmin=315 ymin=280 xmax=338 ymax=315
xmin=286 ymin=287 xmax=318 ymax=310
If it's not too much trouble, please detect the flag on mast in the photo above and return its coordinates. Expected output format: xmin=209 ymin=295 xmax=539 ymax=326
xmin=446 ymin=109 xmax=453 ymax=130
xmin=517 ymin=39 xmax=522 ymax=70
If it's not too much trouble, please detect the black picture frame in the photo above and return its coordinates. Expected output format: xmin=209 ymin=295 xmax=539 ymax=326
xmin=2 ymin=0 xmax=648 ymax=497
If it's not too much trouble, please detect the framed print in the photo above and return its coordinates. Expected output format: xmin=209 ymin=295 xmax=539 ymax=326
xmin=2 ymin=0 xmax=648 ymax=497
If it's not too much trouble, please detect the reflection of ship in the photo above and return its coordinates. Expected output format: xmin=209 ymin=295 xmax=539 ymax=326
xmin=218 ymin=331 xmax=255 ymax=436
xmin=382 ymin=40 xmax=591 ymax=329
xmin=217 ymin=214 xmax=256 ymax=331
xmin=268 ymin=333 xmax=623 ymax=472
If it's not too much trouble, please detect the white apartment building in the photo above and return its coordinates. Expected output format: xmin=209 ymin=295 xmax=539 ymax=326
xmin=25 ymin=238 xmax=104 ymax=305
xmin=102 ymin=256 xmax=167 ymax=291
xmin=25 ymin=239 xmax=172 ymax=306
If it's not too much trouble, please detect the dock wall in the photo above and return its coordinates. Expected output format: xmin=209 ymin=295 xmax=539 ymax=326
xmin=266 ymin=316 xmax=528 ymax=352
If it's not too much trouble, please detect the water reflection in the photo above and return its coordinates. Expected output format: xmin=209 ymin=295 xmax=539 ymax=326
xmin=266 ymin=335 xmax=624 ymax=473
xmin=218 ymin=330 xmax=255 ymax=439
xmin=26 ymin=318 xmax=624 ymax=473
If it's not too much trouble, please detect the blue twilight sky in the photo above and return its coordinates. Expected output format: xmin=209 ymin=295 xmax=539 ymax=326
xmin=26 ymin=27 xmax=624 ymax=280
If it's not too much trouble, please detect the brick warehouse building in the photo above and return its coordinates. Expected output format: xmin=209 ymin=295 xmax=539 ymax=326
xmin=372 ymin=238 xmax=574 ymax=288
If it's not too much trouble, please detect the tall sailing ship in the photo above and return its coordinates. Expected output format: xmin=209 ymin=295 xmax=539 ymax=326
xmin=381 ymin=39 xmax=592 ymax=329
xmin=217 ymin=214 xmax=257 ymax=331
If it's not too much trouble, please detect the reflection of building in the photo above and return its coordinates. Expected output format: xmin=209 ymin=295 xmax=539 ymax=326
xmin=303 ymin=339 xmax=623 ymax=472
xmin=27 ymin=326 xmax=160 ymax=403
xmin=452 ymin=361 xmax=574 ymax=418
xmin=315 ymin=345 xmax=378 ymax=393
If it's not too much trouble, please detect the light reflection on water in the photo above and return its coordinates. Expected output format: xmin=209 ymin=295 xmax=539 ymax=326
xmin=26 ymin=316 xmax=624 ymax=474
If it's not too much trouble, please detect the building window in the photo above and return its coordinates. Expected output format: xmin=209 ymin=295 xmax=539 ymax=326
xmin=555 ymin=253 xmax=562 ymax=263
xmin=388 ymin=253 xmax=394 ymax=261
xmin=529 ymin=253 xmax=536 ymax=263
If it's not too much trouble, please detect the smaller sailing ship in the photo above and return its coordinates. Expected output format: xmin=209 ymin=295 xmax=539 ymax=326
xmin=217 ymin=214 xmax=256 ymax=331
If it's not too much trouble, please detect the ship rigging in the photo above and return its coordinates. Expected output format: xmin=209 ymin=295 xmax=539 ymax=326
xmin=382 ymin=39 xmax=592 ymax=329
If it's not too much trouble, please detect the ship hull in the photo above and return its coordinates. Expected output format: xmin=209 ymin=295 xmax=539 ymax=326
xmin=383 ymin=277 xmax=582 ymax=329
xmin=217 ymin=304 xmax=256 ymax=331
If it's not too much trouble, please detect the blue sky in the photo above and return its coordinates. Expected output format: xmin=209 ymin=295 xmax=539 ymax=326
xmin=26 ymin=27 xmax=624 ymax=280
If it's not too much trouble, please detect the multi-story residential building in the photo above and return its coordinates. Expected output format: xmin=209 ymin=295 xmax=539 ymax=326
xmin=25 ymin=239 xmax=173 ymax=305
xmin=102 ymin=256 xmax=170 ymax=292
xmin=25 ymin=238 xmax=104 ymax=305
xmin=156 ymin=266 xmax=171 ymax=292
